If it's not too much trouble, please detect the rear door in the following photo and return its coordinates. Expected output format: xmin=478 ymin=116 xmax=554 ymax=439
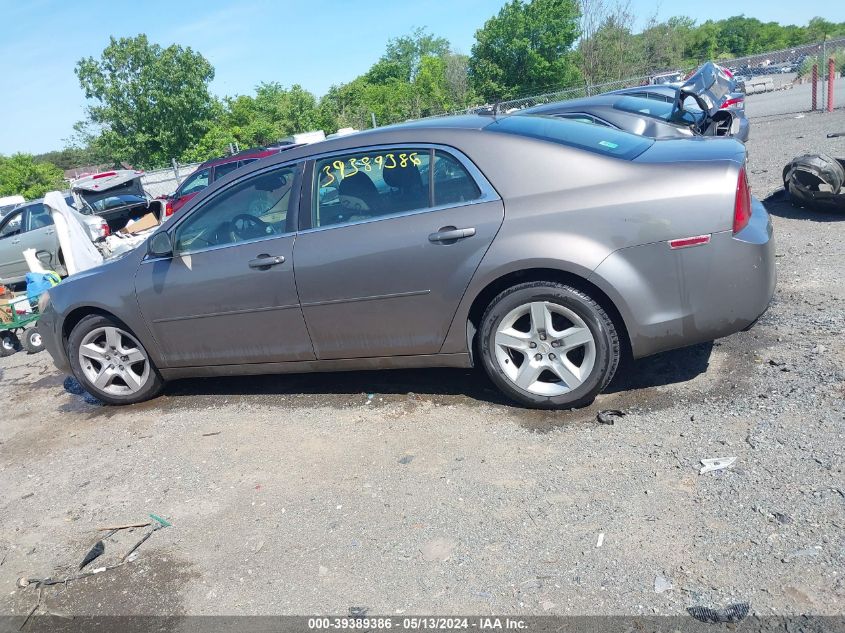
xmin=293 ymin=145 xmax=504 ymax=360
xmin=135 ymin=162 xmax=314 ymax=367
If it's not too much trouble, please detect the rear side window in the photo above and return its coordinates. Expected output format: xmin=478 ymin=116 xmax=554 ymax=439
xmin=312 ymin=148 xmax=484 ymax=229
xmin=313 ymin=149 xmax=431 ymax=229
xmin=432 ymin=151 xmax=481 ymax=206
xmin=213 ymin=161 xmax=240 ymax=181
xmin=488 ymin=115 xmax=653 ymax=159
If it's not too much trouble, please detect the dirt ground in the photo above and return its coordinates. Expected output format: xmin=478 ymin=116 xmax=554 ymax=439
xmin=0 ymin=110 xmax=844 ymax=623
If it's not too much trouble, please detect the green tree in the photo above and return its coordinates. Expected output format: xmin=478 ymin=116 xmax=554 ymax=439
xmin=184 ymin=83 xmax=325 ymax=161
xmin=0 ymin=154 xmax=66 ymax=199
xmin=469 ymin=0 xmax=582 ymax=101
xmin=75 ymin=34 xmax=216 ymax=168
xmin=381 ymin=27 xmax=450 ymax=81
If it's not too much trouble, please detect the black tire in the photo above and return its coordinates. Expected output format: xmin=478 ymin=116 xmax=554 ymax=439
xmin=478 ymin=282 xmax=620 ymax=409
xmin=67 ymin=314 xmax=164 ymax=405
xmin=0 ymin=331 xmax=21 ymax=357
xmin=22 ymin=327 xmax=45 ymax=354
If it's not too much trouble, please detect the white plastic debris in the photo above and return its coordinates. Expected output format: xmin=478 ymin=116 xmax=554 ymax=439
xmin=596 ymin=532 xmax=605 ymax=548
xmin=43 ymin=191 xmax=103 ymax=275
xmin=699 ymin=456 xmax=737 ymax=475
xmin=22 ymin=249 xmax=48 ymax=273
xmin=654 ymin=574 xmax=673 ymax=593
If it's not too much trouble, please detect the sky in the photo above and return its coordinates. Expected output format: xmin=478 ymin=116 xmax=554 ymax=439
xmin=1 ymin=0 xmax=843 ymax=155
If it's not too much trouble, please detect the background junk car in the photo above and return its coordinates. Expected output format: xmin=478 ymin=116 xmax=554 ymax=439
xmin=38 ymin=114 xmax=775 ymax=408
xmin=523 ymin=63 xmax=749 ymax=142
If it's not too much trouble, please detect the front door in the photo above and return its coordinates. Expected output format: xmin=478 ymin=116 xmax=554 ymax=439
xmin=294 ymin=146 xmax=504 ymax=359
xmin=135 ymin=163 xmax=315 ymax=367
xmin=0 ymin=204 xmax=59 ymax=282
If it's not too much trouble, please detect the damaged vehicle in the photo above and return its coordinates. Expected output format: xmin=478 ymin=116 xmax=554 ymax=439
xmin=524 ymin=62 xmax=749 ymax=142
xmin=0 ymin=196 xmax=109 ymax=285
xmin=71 ymin=170 xmax=165 ymax=233
xmin=39 ymin=115 xmax=775 ymax=408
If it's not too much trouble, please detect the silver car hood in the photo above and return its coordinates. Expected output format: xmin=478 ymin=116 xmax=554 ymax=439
xmin=679 ymin=62 xmax=733 ymax=115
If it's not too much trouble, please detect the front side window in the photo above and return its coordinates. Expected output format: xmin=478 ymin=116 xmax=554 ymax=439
xmin=313 ymin=149 xmax=431 ymax=229
xmin=179 ymin=169 xmax=210 ymax=196
xmin=174 ymin=164 xmax=298 ymax=253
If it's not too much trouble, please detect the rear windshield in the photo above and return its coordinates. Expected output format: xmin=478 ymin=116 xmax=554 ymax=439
xmin=614 ymin=95 xmax=675 ymax=121
xmin=487 ymin=114 xmax=653 ymax=160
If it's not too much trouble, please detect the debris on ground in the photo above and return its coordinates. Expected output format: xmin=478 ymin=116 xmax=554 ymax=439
xmin=782 ymin=153 xmax=845 ymax=212
xmin=687 ymin=602 xmax=750 ymax=623
xmin=699 ymin=456 xmax=737 ymax=475
xmin=78 ymin=541 xmax=104 ymax=570
xmin=398 ymin=454 xmax=414 ymax=464
xmin=62 ymin=376 xmax=85 ymax=395
xmin=597 ymin=409 xmax=625 ymax=425
xmin=17 ymin=514 xmax=171 ymax=590
xmin=349 ymin=606 xmax=369 ymax=618
xmin=653 ymin=574 xmax=673 ymax=593
xmin=596 ymin=532 xmax=604 ymax=548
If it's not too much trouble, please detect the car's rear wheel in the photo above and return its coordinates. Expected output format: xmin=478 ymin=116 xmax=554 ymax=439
xmin=479 ymin=282 xmax=620 ymax=409
xmin=67 ymin=315 xmax=163 ymax=405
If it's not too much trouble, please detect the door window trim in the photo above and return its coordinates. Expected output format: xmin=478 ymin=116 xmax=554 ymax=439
xmin=298 ymin=143 xmax=499 ymax=234
xmin=146 ymin=160 xmax=305 ymax=260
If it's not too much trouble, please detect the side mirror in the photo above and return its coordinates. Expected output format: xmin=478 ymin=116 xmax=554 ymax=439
xmin=147 ymin=231 xmax=173 ymax=258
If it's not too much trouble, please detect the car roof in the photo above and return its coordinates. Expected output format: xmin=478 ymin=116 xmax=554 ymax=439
xmin=199 ymin=145 xmax=296 ymax=170
xmin=231 ymin=115 xmax=496 ymax=167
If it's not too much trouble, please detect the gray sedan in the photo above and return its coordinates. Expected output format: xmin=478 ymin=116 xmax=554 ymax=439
xmin=0 ymin=197 xmax=109 ymax=285
xmin=39 ymin=114 xmax=775 ymax=408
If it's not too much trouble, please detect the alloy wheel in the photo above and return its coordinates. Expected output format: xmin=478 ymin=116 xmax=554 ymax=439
xmin=494 ymin=301 xmax=596 ymax=396
xmin=77 ymin=326 xmax=151 ymax=396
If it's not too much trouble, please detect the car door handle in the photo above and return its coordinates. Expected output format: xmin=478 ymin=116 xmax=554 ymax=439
xmin=248 ymin=254 xmax=285 ymax=270
xmin=45 ymin=229 xmax=55 ymax=235
xmin=11 ymin=239 xmax=20 ymax=244
xmin=428 ymin=226 xmax=476 ymax=243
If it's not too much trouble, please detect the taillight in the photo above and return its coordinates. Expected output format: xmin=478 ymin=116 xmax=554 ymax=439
xmin=101 ymin=222 xmax=111 ymax=238
xmin=165 ymin=201 xmax=174 ymax=217
xmin=92 ymin=171 xmax=117 ymax=179
xmin=720 ymin=96 xmax=744 ymax=109
xmin=733 ymin=167 xmax=752 ymax=234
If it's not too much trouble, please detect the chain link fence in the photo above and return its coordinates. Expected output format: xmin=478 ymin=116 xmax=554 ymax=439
xmin=140 ymin=161 xmax=202 ymax=199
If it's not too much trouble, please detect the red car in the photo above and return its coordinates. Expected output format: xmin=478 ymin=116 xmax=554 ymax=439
xmin=164 ymin=146 xmax=294 ymax=218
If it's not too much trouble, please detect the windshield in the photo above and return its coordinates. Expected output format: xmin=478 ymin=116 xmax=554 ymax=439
xmin=487 ymin=114 xmax=653 ymax=160
xmin=0 ymin=203 xmax=20 ymax=217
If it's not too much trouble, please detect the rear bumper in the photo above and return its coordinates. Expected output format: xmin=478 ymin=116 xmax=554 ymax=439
xmin=591 ymin=195 xmax=775 ymax=358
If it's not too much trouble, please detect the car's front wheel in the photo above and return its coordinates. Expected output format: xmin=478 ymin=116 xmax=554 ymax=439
xmin=479 ymin=282 xmax=620 ymax=409
xmin=67 ymin=315 xmax=163 ymax=405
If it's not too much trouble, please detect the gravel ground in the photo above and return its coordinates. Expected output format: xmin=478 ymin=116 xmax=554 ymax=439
xmin=0 ymin=112 xmax=844 ymax=623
